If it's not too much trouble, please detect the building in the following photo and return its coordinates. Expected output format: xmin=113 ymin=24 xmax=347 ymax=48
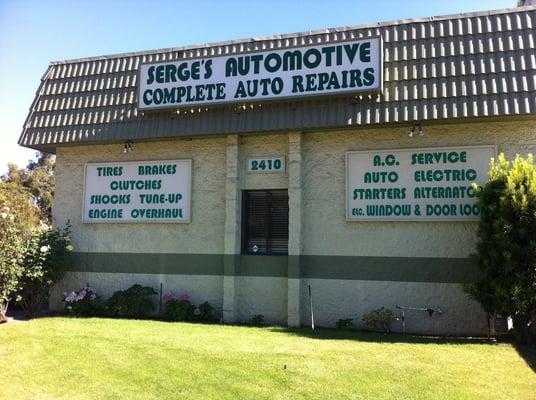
xmin=19 ymin=6 xmax=536 ymax=335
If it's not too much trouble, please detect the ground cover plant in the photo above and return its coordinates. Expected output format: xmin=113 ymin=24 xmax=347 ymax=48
xmin=1 ymin=317 xmax=534 ymax=399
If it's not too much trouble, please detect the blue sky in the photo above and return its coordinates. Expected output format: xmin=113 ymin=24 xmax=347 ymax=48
xmin=0 ymin=0 xmax=516 ymax=173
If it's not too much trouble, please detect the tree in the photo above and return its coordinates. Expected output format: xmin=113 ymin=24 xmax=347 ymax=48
xmin=1 ymin=153 xmax=55 ymax=225
xmin=0 ymin=175 xmax=40 ymax=234
xmin=0 ymin=208 xmax=25 ymax=322
xmin=0 ymin=152 xmax=60 ymax=320
xmin=24 ymin=153 xmax=55 ymax=224
xmin=465 ymin=154 xmax=536 ymax=344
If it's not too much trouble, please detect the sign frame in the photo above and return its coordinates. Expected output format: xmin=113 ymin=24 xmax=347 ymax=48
xmin=345 ymin=144 xmax=497 ymax=222
xmin=137 ymin=36 xmax=384 ymax=111
xmin=82 ymin=158 xmax=193 ymax=224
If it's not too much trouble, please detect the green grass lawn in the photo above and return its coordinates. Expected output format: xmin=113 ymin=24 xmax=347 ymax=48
xmin=1 ymin=317 xmax=535 ymax=399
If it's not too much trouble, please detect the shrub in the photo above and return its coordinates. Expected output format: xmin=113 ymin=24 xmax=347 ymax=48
xmin=336 ymin=318 xmax=354 ymax=330
xmin=0 ymin=208 xmax=25 ymax=322
xmin=165 ymin=299 xmax=195 ymax=322
xmin=18 ymin=223 xmax=72 ymax=317
xmin=195 ymin=301 xmax=216 ymax=322
xmin=63 ymin=287 xmax=104 ymax=317
xmin=362 ymin=307 xmax=397 ymax=333
xmin=464 ymin=154 xmax=536 ymax=344
xmin=105 ymin=284 xmax=157 ymax=319
xmin=250 ymin=314 xmax=265 ymax=326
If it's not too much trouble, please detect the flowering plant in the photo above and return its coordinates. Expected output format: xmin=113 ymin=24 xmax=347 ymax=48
xmin=63 ymin=287 xmax=97 ymax=304
xmin=163 ymin=292 xmax=193 ymax=321
xmin=162 ymin=292 xmax=174 ymax=302
xmin=62 ymin=286 xmax=103 ymax=317
xmin=165 ymin=298 xmax=195 ymax=322
xmin=18 ymin=223 xmax=73 ymax=317
xmin=0 ymin=206 xmax=25 ymax=322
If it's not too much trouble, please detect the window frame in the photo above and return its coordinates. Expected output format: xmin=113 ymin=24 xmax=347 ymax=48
xmin=241 ymin=189 xmax=289 ymax=256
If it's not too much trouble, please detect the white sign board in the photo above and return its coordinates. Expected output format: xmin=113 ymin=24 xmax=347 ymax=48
xmin=346 ymin=145 xmax=496 ymax=221
xmin=83 ymin=160 xmax=192 ymax=223
xmin=138 ymin=37 xmax=382 ymax=110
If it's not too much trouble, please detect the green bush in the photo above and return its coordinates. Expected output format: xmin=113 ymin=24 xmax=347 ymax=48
xmin=105 ymin=284 xmax=157 ymax=319
xmin=0 ymin=209 xmax=25 ymax=322
xmin=18 ymin=223 xmax=72 ymax=317
xmin=465 ymin=154 xmax=536 ymax=344
xmin=336 ymin=318 xmax=354 ymax=330
xmin=63 ymin=287 xmax=104 ymax=317
xmin=69 ymin=298 xmax=104 ymax=317
xmin=362 ymin=307 xmax=397 ymax=333
xmin=195 ymin=301 xmax=216 ymax=322
xmin=165 ymin=299 xmax=195 ymax=322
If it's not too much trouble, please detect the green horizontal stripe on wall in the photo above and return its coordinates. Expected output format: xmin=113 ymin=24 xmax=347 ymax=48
xmin=70 ymin=253 xmax=225 ymax=276
xmin=67 ymin=252 xmax=479 ymax=284
xmin=297 ymin=255 xmax=478 ymax=283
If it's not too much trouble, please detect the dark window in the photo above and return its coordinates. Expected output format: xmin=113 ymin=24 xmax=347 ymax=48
xmin=242 ymin=190 xmax=288 ymax=255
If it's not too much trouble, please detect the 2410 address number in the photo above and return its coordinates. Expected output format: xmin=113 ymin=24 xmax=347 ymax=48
xmin=247 ymin=157 xmax=285 ymax=172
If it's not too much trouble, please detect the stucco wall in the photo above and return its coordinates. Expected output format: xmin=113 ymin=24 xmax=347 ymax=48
xmin=50 ymin=118 xmax=536 ymax=334
xmin=299 ymin=279 xmax=486 ymax=335
xmin=236 ymin=277 xmax=288 ymax=325
xmin=51 ymin=134 xmax=293 ymax=322
xmin=295 ymin=119 xmax=534 ymax=334
xmin=53 ymin=137 xmax=227 ymax=254
xmin=238 ymin=133 xmax=289 ymax=190
xmin=301 ymin=120 xmax=536 ymax=258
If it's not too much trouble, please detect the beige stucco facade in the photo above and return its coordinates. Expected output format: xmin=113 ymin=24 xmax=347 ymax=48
xmin=50 ymin=118 xmax=536 ymax=335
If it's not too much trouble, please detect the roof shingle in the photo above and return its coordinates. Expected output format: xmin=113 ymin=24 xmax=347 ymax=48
xmin=18 ymin=6 xmax=536 ymax=152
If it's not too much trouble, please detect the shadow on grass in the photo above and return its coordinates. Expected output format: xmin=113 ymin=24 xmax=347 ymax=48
xmin=8 ymin=312 xmax=515 ymax=349
xmin=514 ymin=344 xmax=536 ymax=373
xmin=6 ymin=309 xmax=67 ymax=321
xmin=268 ymin=326 xmax=496 ymax=346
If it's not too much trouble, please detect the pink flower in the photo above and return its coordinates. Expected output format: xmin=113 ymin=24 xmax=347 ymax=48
xmin=179 ymin=293 xmax=190 ymax=301
xmin=162 ymin=292 xmax=174 ymax=302
xmin=77 ymin=290 xmax=87 ymax=301
xmin=64 ymin=291 xmax=77 ymax=303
